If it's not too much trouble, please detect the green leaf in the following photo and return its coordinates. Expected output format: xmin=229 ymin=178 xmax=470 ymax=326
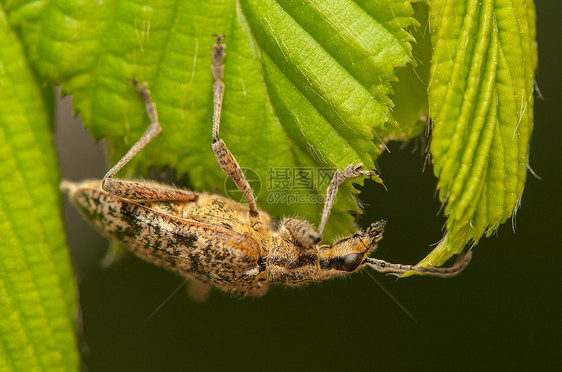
xmin=419 ymin=0 xmax=537 ymax=267
xmin=390 ymin=1 xmax=431 ymax=139
xmin=7 ymin=0 xmax=418 ymax=238
xmin=0 ymin=6 xmax=78 ymax=372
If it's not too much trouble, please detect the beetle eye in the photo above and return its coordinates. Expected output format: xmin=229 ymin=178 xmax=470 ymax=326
xmin=336 ymin=253 xmax=363 ymax=272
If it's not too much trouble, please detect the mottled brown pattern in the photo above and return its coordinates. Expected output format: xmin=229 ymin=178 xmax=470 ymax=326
xmin=103 ymin=179 xmax=197 ymax=202
xmin=63 ymin=180 xmax=387 ymax=296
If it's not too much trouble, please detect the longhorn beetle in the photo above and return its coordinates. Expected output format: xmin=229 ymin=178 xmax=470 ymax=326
xmin=62 ymin=35 xmax=471 ymax=297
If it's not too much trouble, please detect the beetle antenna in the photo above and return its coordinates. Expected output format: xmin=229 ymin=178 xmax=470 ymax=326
xmin=365 ymin=251 xmax=472 ymax=278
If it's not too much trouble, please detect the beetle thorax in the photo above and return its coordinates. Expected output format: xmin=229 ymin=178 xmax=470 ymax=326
xmin=266 ymin=237 xmax=323 ymax=285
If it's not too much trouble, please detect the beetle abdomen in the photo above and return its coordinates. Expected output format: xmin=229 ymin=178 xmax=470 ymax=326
xmin=64 ymin=181 xmax=267 ymax=295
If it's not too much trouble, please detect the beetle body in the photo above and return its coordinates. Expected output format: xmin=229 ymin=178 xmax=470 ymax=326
xmin=63 ymin=180 xmax=385 ymax=296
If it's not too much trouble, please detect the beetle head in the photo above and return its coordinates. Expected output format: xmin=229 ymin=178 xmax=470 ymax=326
xmin=319 ymin=220 xmax=386 ymax=277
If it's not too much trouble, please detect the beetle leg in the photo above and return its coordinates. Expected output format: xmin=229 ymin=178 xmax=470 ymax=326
xmin=101 ymin=80 xmax=196 ymax=202
xmin=186 ymin=279 xmax=212 ymax=303
xmin=281 ymin=218 xmax=321 ymax=246
xmin=316 ymin=163 xmax=376 ymax=240
xmin=211 ymin=35 xmax=259 ymax=217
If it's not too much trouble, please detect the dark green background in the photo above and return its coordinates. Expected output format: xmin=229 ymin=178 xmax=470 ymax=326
xmin=58 ymin=3 xmax=561 ymax=370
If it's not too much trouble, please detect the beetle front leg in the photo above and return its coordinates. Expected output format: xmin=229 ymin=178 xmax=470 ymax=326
xmin=281 ymin=164 xmax=376 ymax=246
xmin=101 ymin=80 xmax=197 ymax=202
xmin=281 ymin=218 xmax=321 ymax=246
xmin=316 ymin=164 xmax=376 ymax=240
